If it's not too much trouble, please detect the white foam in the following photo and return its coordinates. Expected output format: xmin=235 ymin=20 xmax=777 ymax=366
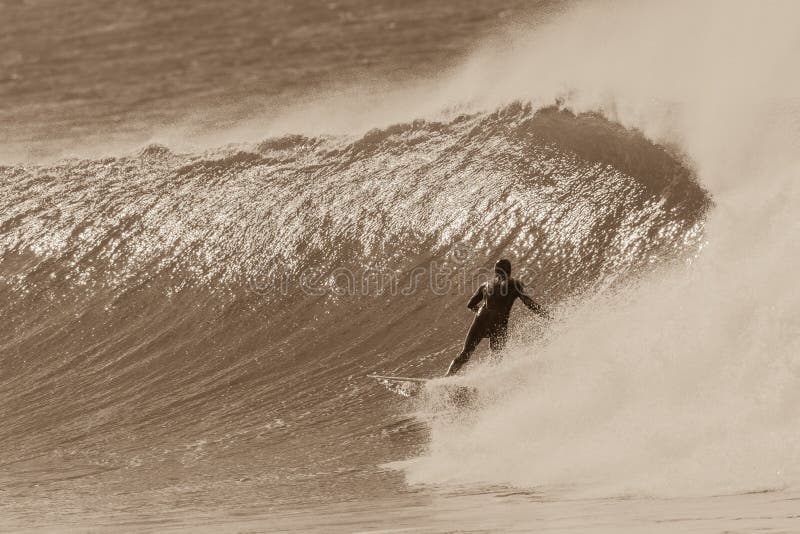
xmin=405 ymin=0 xmax=800 ymax=497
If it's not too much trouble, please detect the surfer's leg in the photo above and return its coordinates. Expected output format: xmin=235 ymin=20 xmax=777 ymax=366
xmin=445 ymin=319 xmax=484 ymax=376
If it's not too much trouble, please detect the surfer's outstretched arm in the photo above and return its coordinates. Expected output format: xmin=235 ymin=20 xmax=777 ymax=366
xmin=466 ymin=283 xmax=485 ymax=312
xmin=515 ymin=280 xmax=551 ymax=319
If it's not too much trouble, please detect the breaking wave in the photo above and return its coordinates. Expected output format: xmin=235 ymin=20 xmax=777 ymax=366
xmin=2 ymin=0 xmax=798 ymax=518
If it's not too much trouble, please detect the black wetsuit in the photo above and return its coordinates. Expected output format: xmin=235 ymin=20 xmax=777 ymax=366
xmin=446 ymin=276 xmax=546 ymax=376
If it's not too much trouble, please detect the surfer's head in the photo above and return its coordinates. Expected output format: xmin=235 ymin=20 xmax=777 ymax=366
xmin=494 ymin=258 xmax=511 ymax=279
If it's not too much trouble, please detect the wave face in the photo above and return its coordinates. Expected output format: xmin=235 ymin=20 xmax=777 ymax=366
xmin=0 ymin=104 xmax=707 ymax=517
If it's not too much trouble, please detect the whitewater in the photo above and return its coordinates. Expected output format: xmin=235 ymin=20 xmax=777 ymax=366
xmin=2 ymin=0 xmax=799 ymax=532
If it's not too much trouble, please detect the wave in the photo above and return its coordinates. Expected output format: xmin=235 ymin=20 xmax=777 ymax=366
xmin=0 ymin=104 xmax=706 ymax=296
xmin=3 ymin=0 xmax=799 ymax=511
xmin=0 ymin=103 xmax=706 ymax=504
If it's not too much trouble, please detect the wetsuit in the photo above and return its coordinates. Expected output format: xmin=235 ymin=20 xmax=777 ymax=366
xmin=445 ymin=276 xmax=547 ymax=376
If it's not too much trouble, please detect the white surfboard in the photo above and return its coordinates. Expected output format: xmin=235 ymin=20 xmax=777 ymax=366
xmin=367 ymin=374 xmax=429 ymax=383
xmin=368 ymin=374 xmax=429 ymax=398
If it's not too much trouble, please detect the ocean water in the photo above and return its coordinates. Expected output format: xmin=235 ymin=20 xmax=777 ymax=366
xmin=2 ymin=0 xmax=800 ymax=532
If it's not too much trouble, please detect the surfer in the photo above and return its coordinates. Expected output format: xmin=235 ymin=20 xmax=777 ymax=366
xmin=445 ymin=259 xmax=549 ymax=376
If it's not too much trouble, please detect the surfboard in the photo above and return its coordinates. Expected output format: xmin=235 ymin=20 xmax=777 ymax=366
xmin=368 ymin=374 xmax=476 ymax=407
xmin=367 ymin=374 xmax=429 ymax=383
xmin=368 ymin=374 xmax=428 ymax=398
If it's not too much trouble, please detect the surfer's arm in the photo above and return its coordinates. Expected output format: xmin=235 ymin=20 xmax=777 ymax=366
xmin=515 ymin=280 xmax=550 ymax=319
xmin=466 ymin=284 xmax=485 ymax=312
